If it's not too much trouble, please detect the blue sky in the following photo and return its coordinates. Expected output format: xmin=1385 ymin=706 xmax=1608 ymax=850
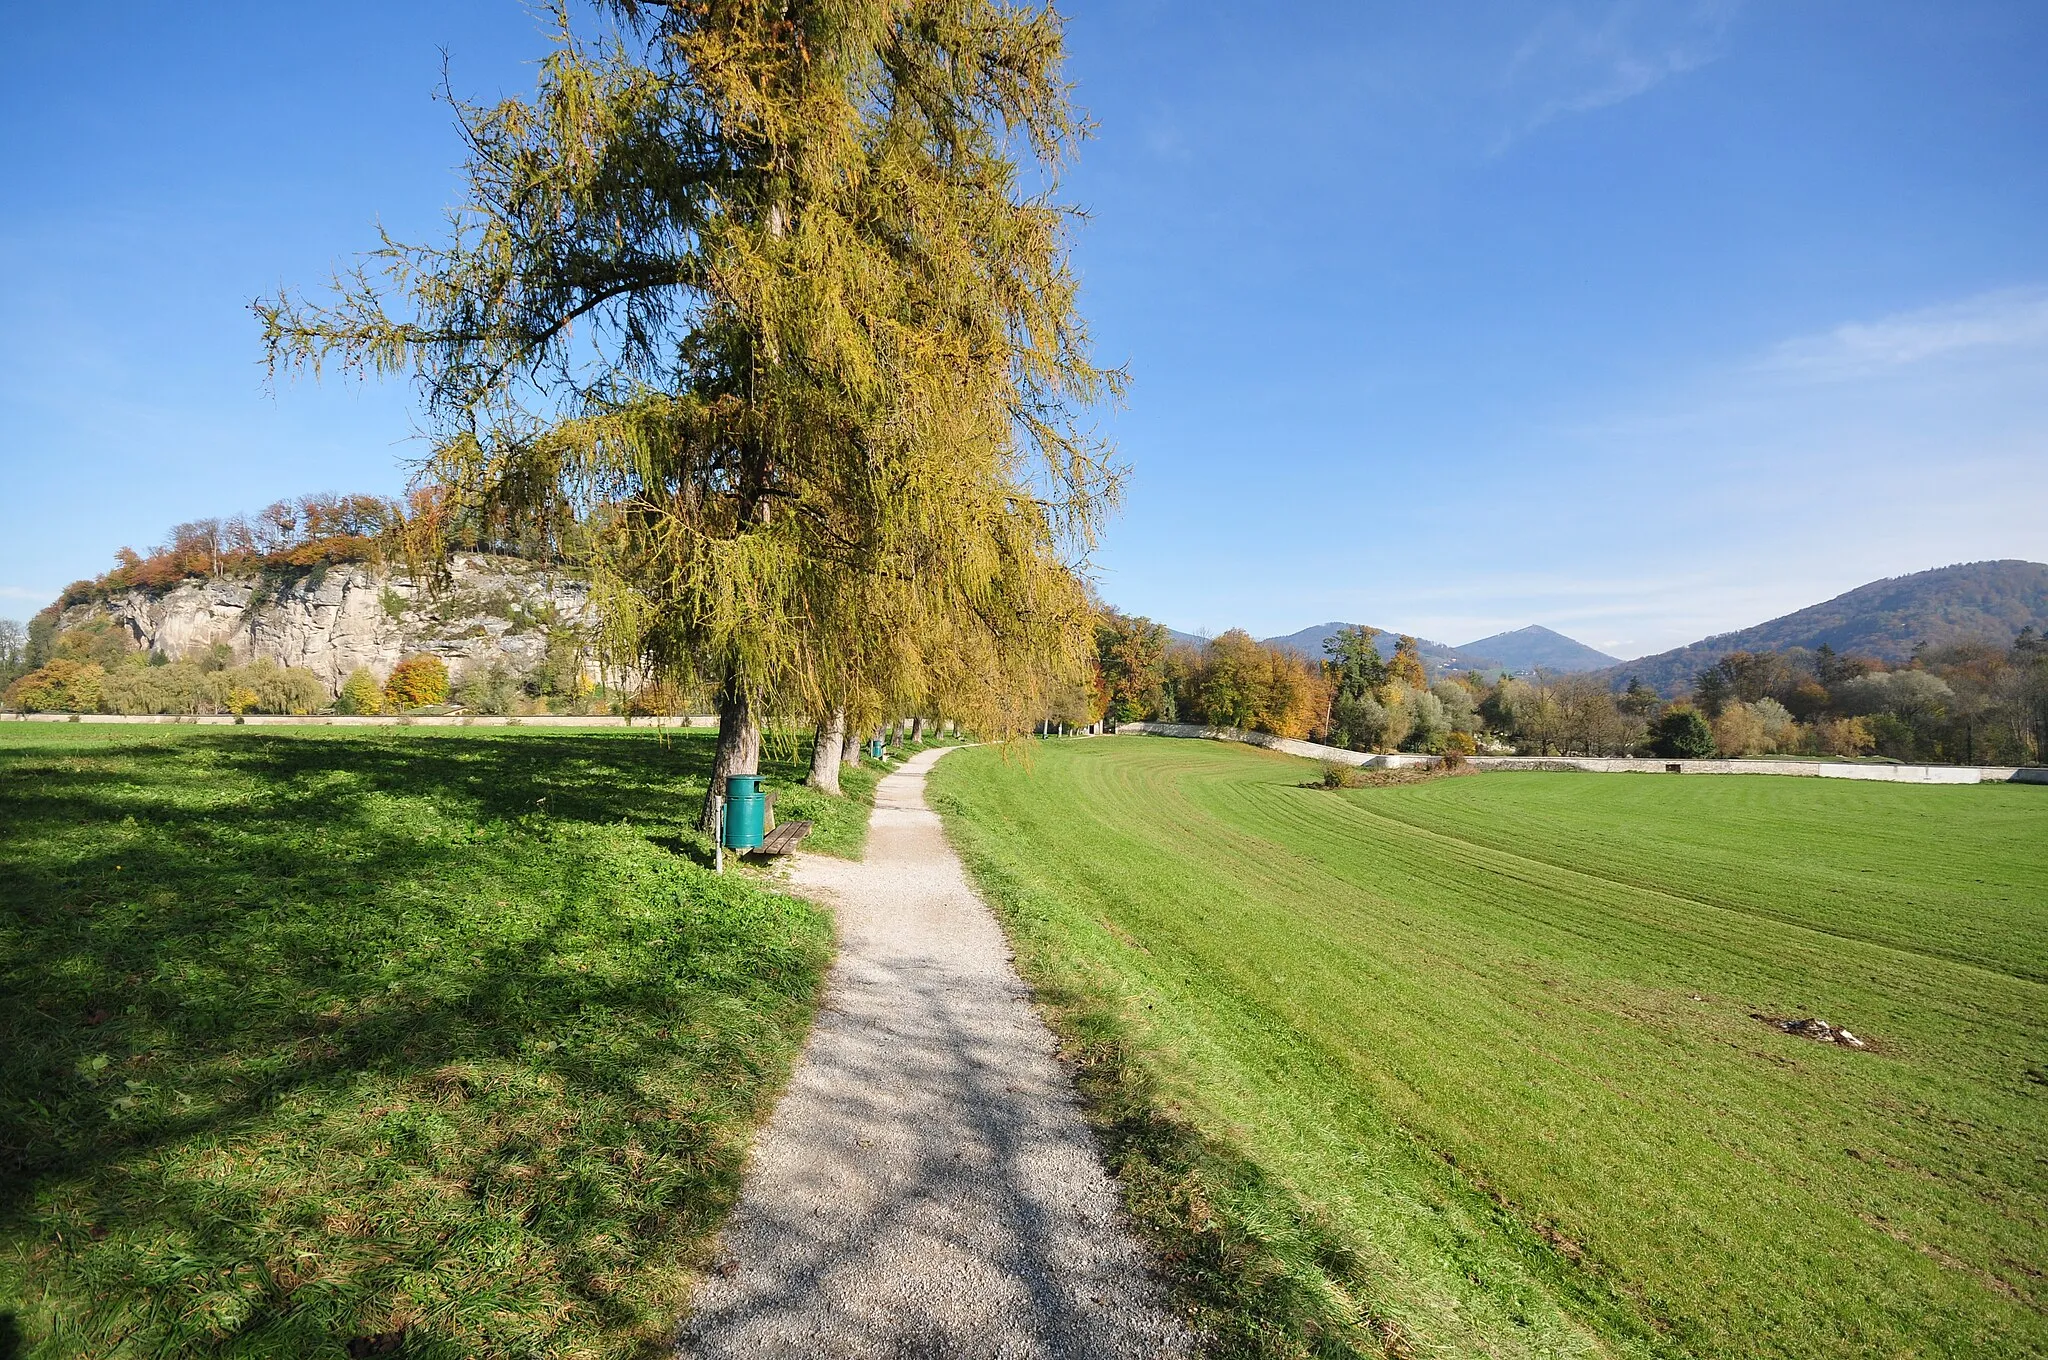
xmin=3 ymin=2 xmax=2044 ymax=659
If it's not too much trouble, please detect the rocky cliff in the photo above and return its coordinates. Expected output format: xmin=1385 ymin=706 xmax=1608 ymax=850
xmin=63 ymin=554 xmax=602 ymax=695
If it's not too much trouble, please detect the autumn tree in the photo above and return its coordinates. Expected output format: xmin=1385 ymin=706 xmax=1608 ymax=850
xmin=384 ymin=655 xmax=450 ymax=710
xmin=2 ymin=659 xmax=105 ymax=714
xmin=1554 ymin=673 xmax=1637 ymax=755
xmin=337 ymin=668 xmax=385 ymax=716
xmin=259 ymin=1 xmax=1119 ymax=830
xmin=1174 ymin=631 xmax=1326 ymax=739
xmin=1095 ymin=610 xmax=1168 ymax=723
xmin=1711 ymin=702 xmax=1769 ymax=757
xmin=1387 ymin=635 xmax=1428 ymax=691
xmin=1195 ymin=630 xmax=1264 ymax=730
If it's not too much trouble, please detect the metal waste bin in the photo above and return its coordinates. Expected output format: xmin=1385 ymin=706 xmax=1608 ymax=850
xmin=723 ymin=774 xmax=766 ymax=849
xmin=869 ymin=737 xmax=886 ymax=761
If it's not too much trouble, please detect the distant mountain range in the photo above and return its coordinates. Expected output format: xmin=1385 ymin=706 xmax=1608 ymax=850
xmin=1166 ymin=621 xmax=1618 ymax=676
xmin=1161 ymin=560 xmax=2048 ymax=691
xmin=1597 ymin=560 xmax=2048 ymax=694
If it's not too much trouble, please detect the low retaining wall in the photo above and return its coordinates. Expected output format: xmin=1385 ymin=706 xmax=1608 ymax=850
xmin=1466 ymin=755 xmax=2036 ymax=784
xmin=1110 ymin=722 xmax=1422 ymax=769
xmin=0 ymin=712 xmax=717 ymax=729
xmin=1111 ymin=722 xmax=2046 ymax=785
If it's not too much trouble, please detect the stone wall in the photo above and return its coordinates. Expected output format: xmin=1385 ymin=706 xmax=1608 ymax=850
xmin=1111 ymin=722 xmax=2045 ymax=785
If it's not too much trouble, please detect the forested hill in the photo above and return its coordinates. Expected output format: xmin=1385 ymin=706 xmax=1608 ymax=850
xmin=1605 ymin=560 xmax=2048 ymax=693
xmin=1260 ymin=623 xmax=1502 ymax=674
xmin=1459 ymin=625 xmax=1618 ymax=674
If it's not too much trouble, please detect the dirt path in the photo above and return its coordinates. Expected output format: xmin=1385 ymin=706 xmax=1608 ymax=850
xmin=678 ymin=746 xmax=1190 ymax=1359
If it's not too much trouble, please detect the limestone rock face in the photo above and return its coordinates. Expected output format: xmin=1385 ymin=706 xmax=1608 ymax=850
xmin=66 ymin=555 xmax=601 ymax=695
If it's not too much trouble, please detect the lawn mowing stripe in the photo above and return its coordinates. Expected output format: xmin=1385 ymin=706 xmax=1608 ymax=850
xmin=1359 ymin=775 xmax=2047 ymax=984
xmin=932 ymin=737 xmax=2048 ymax=1360
xmin=1267 ymin=778 xmax=2048 ymax=1009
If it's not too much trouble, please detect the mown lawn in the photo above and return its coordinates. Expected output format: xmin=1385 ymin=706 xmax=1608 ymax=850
xmin=930 ymin=736 xmax=2048 ymax=1360
xmin=0 ymin=722 xmax=873 ymax=1359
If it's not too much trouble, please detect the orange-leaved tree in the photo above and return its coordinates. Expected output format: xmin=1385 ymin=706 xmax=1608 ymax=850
xmin=383 ymin=655 xmax=449 ymax=710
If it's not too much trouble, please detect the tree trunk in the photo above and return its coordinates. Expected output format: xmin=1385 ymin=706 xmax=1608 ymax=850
xmin=910 ymin=716 xmax=926 ymax=742
xmin=842 ymin=725 xmax=862 ymax=768
xmin=699 ymin=679 xmax=761 ymax=834
xmin=809 ymin=708 xmax=846 ymax=795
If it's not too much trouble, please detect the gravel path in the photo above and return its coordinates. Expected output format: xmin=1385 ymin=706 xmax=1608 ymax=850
xmin=678 ymin=746 xmax=1191 ymax=1359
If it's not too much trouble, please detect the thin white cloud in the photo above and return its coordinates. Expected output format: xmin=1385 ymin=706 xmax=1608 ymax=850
xmin=0 ymin=586 xmax=50 ymax=602
xmin=1496 ymin=0 xmax=1739 ymax=148
xmin=1761 ymin=286 xmax=2048 ymax=380
xmin=1295 ymin=283 xmax=2048 ymax=657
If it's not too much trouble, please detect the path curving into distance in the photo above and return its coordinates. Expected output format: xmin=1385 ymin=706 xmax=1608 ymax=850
xmin=678 ymin=746 xmax=1190 ymax=1359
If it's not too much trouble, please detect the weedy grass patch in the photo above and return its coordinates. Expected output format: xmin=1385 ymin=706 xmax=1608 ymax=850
xmin=930 ymin=736 xmax=2048 ymax=1360
xmin=0 ymin=724 xmax=860 ymax=1358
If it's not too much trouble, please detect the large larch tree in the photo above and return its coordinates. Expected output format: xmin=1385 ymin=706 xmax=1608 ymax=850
xmin=259 ymin=0 xmax=1120 ymax=827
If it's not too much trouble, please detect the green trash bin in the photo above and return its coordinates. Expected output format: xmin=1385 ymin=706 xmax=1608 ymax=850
xmin=869 ymin=737 xmax=886 ymax=761
xmin=723 ymin=774 xmax=765 ymax=850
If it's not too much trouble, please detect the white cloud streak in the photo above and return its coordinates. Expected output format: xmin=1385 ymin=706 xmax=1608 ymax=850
xmin=1761 ymin=287 xmax=2048 ymax=380
xmin=1496 ymin=0 xmax=1740 ymax=147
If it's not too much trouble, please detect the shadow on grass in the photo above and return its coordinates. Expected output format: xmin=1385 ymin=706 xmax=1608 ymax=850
xmin=0 ymin=728 xmax=832 ymax=1356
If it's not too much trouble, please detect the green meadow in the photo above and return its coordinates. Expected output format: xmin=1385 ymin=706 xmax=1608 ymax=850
xmin=930 ymin=736 xmax=2048 ymax=1359
xmin=0 ymin=723 xmax=887 ymax=1359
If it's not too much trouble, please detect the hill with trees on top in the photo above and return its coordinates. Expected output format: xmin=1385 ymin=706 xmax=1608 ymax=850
xmin=1607 ymin=561 xmax=2048 ymax=694
xmin=1261 ymin=623 xmax=1505 ymax=674
xmin=1251 ymin=622 xmax=1616 ymax=676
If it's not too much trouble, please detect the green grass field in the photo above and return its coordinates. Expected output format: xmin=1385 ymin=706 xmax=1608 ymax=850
xmin=930 ymin=736 xmax=2048 ymax=1360
xmin=0 ymin=722 xmax=883 ymax=1359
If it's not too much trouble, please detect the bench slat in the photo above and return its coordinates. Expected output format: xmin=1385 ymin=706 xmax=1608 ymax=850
xmin=752 ymin=819 xmax=813 ymax=856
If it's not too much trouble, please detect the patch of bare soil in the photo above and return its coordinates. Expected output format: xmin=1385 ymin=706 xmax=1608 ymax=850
xmin=1753 ymin=1013 xmax=1872 ymax=1050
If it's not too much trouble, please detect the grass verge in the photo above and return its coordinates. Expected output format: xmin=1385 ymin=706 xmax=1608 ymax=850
xmin=0 ymin=723 xmax=859 ymax=1358
xmin=928 ymin=735 xmax=2048 ymax=1360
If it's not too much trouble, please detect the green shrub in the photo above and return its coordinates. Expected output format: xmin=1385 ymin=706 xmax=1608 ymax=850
xmin=529 ymin=627 xmax=588 ymax=696
xmin=337 ymin=667 xmax=385 ymax=715
xmin=202 ymin=659 xmax=325 ymax=715
xmin=1318 ymin=760 xmax=1363 ymax=789
xmin=456 ymin=660 xmax=521 ymax=715
xmin=99 ymin=660 xmax=208 ymax=714
xmin=1868 ymin=712 xmax=1918 ymax=761
xmin=1650 ymin=707 xmax=1715 ymax=758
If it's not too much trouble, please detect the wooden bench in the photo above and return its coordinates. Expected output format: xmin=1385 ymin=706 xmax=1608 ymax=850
xmin=750 ymin=818 xmax=813 ymax=856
